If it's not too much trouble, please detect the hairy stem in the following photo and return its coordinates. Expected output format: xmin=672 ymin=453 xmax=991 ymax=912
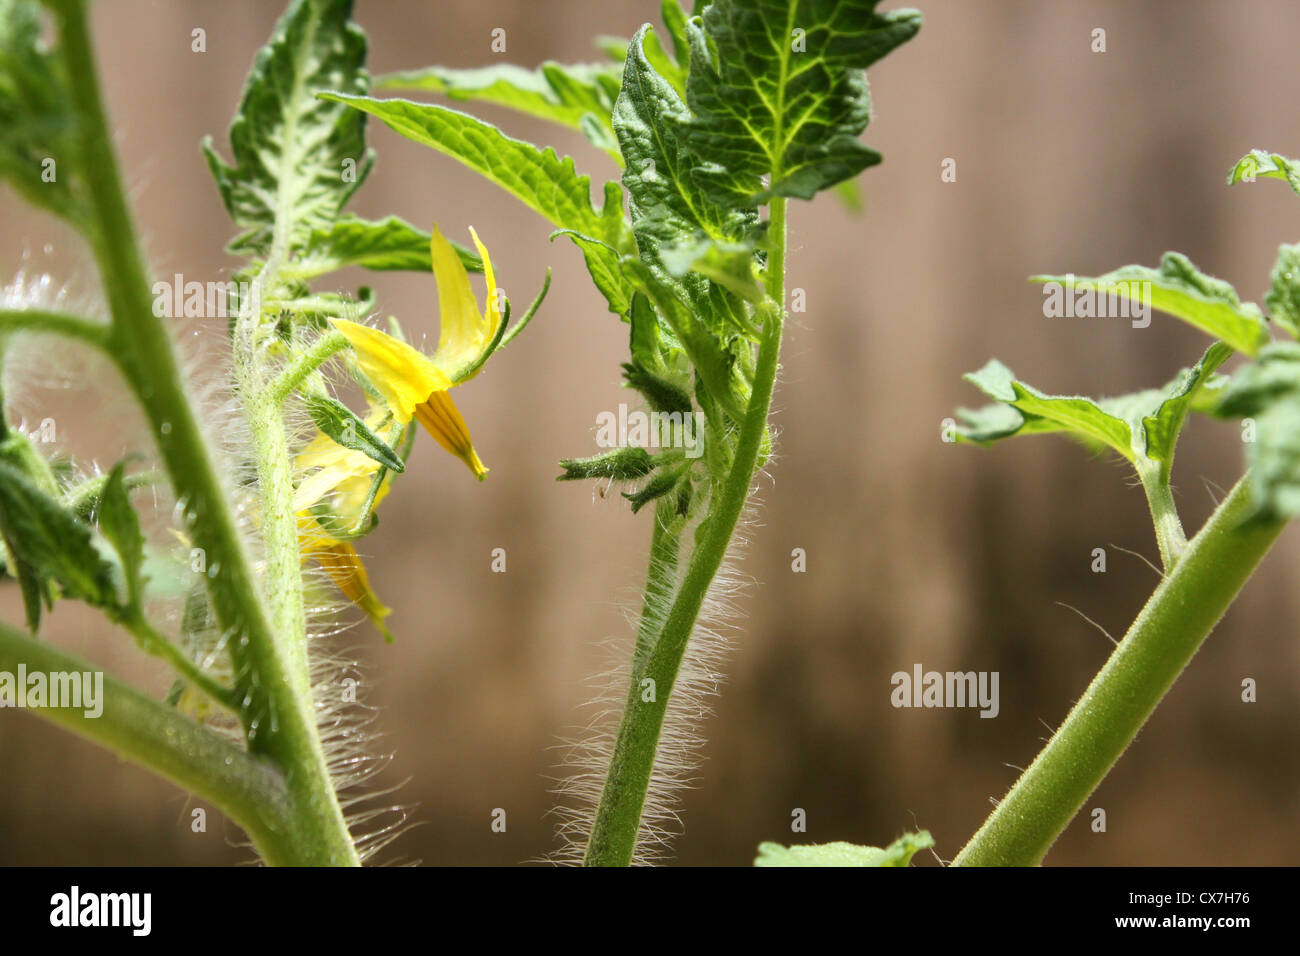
xmin=582 ymin=199 xmax=788 ymax=866
xmin=953 ymin=473 xmax=1285 ymax=866
xmin=48 ymin=0 xmax=357 ymax=864
xmin=121 ymin=612 xmax=239 ymax=713
xmin=269 ymin=329 xmax=348 ymax=404
xmin=0 ymin=309 xmax=109 ymax=349
xmin=1137 ymin=460 xmax=1187 ymax=570
xmin=0 ymin=621 xmax=309 ymax=864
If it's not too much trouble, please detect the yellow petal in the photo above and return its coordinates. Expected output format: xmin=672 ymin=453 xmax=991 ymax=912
xmin=413 ymin=389 xmax=488 ymax=480
xmin=431 ymin=224 xmax=493 ymax=378
xmin=313 ymin=541 xmax=394 ymax=643
xmin=469 ymin=225 xmax=502 ymax=365
xmin=329 ymin=318 xmax=452 ymax=423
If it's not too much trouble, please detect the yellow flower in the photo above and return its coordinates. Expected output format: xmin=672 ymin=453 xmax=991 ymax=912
xmin=329 ymin=224 xmax=503 ymax=481
xmin=294 ymin=423 xmax=396 ymax=642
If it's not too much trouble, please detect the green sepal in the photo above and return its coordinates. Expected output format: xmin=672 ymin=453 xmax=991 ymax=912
xmin=557 ymin=447 xmax=657 ymax=482
xmin=623 ymin=462 xmax=689 ymax=514
xmin=303 ymin=395 xmax=405 ymax=473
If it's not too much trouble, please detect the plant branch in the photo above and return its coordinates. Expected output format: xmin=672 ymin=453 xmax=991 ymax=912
xmin=0 ymin=309 xmax=109 ymax=349
xmin=48 ymin=0 xmax=357 ymax=864
xmin=0 ymin=620 xmax=303 ymax=863
xmin=582 ymin=198 xmax=788 ymax=866
xmin=952 ymin=473 xmax=1286 ymax=866
xmin=269 ymin=329 xmax=349 ymax=404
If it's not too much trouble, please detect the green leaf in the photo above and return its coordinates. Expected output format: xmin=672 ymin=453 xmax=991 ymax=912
xmin=614 ymin=27 xmax=757 ymax=273
xmin=0 ymin=0 xmax=83 ymax=221
xmin=557 ymin=447 xmax=657 ymax=482
xmin=1128 ymin=343 xmax=1233 ymax=472
xmin=376 ymin=61 xmax=623 ymax=160
xmin=303 ymin=395 xmax=405 ymax=473
xmin=958 ymin=359 xmax=1134 ymax=458
xmin=1264 ymin=243 xmax=1300 ymax=340
xmin=202 ymin=0 xmax=373 ymax=258
xmin=1227 ymin=149 xmax=1300 ymax=196
xmin=660 ymin=0 xmax=692 ymax=68
xmin=755 ymin=830 xmax=934 ymax=867
xmin=96 ymin=462 xmax=147 ymax=609
xmin=624 ymin=258 xmax=747 ymax=421
xmin=0 ymin=459 xmax=115 ymax=613
xmin=320 ymin=92 xmax=635 ymax=315
xmin=1031 ymin=253 xmax=1267 ymax=356
xmin=958 ymin=342 xmax=1232 ymax=472
xmin=661 ymin=236 xmax=764 ymax=303
xmin=1212 ymin=342 xmax=1300 ymax=518
xmin=681 ymin=0 xmax=922 ymax=205
xmin=294 ymin=214 xmax=481 ymax=279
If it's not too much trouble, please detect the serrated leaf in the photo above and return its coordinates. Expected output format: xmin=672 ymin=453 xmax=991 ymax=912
xmin=1032 ymin=253 xmax=1267 ymax=356
xmin=1227 ymin=149 xmax=1300 ymax=196
xmin=958 ymin=342 xmax=1232 ymax=472
xmin=202 ymin=0 xmax=372 ymax=258
xmin=614 ymin=26 xmax=757 ymax=274
xmin=293 ymin=214 xmax=481 ymax=279
xmin=96 ymin=462 xmax=147 ymax=609
xmin=681 ymin=0 xmax=922 ymax=206
xmin=1264 ymin=243 xmax=1300 ymax=340
xmin=304 ymin=394 xmax=405 ymax=473
xmin=959 ymin=359 xmax=1133 ymax=457
xmin=0 ymin=0 xmax=83 ymax=221
xmin=755 ymin=830 xmax=934 ymax=867
xmin=321 ymin=92 xmax=636 ymax=315
xmin=660 ymin=0 xmax=692 ymax=68
xmin=377 ymin=61 xmax=623 ymax=160
xmin=661 ymin=236 xmax=764 ymax=303
xmin=0 ymin=459 xmax=115 ymax=611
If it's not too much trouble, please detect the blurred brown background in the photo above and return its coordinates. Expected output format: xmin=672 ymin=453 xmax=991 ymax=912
xmin=2 ymin=0 xmax=1299 ymax=866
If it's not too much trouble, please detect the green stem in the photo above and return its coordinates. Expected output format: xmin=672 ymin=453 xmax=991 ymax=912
xmin=952 ymin=473 xmax=1285 ymax=866
xmin=0 ymin=621 xmax=308 ymax=864
xmin=120 ymin=613 xmax=240 ymax=713
xmin=583 ymin=199 xmax=788 ymax=866
xmin=49 ymin=0 xmax=357 ymax=865
xmin=0 ymin=309 xmax=110 ymax=349
xmin=1137 ymin=460 xmax=1187 ymax=570
xmin=269 ymin=329 xmax=348 ymax=404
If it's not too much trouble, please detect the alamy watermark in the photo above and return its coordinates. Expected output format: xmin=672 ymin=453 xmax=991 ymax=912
xmin=0 ymin=665 xmax=103 ymax=718
xmin=50 ymin=886 xmax=151 ymax=936
xmin=595 ymin=403 xmax=705 ymax=459
xmin=152 ymin=273 xmax=260 ymax=319
xmin=891 ymin=663 xmax=999 ymax=718
xmin=1042 ymin=275 xmax=1152 ymax=328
